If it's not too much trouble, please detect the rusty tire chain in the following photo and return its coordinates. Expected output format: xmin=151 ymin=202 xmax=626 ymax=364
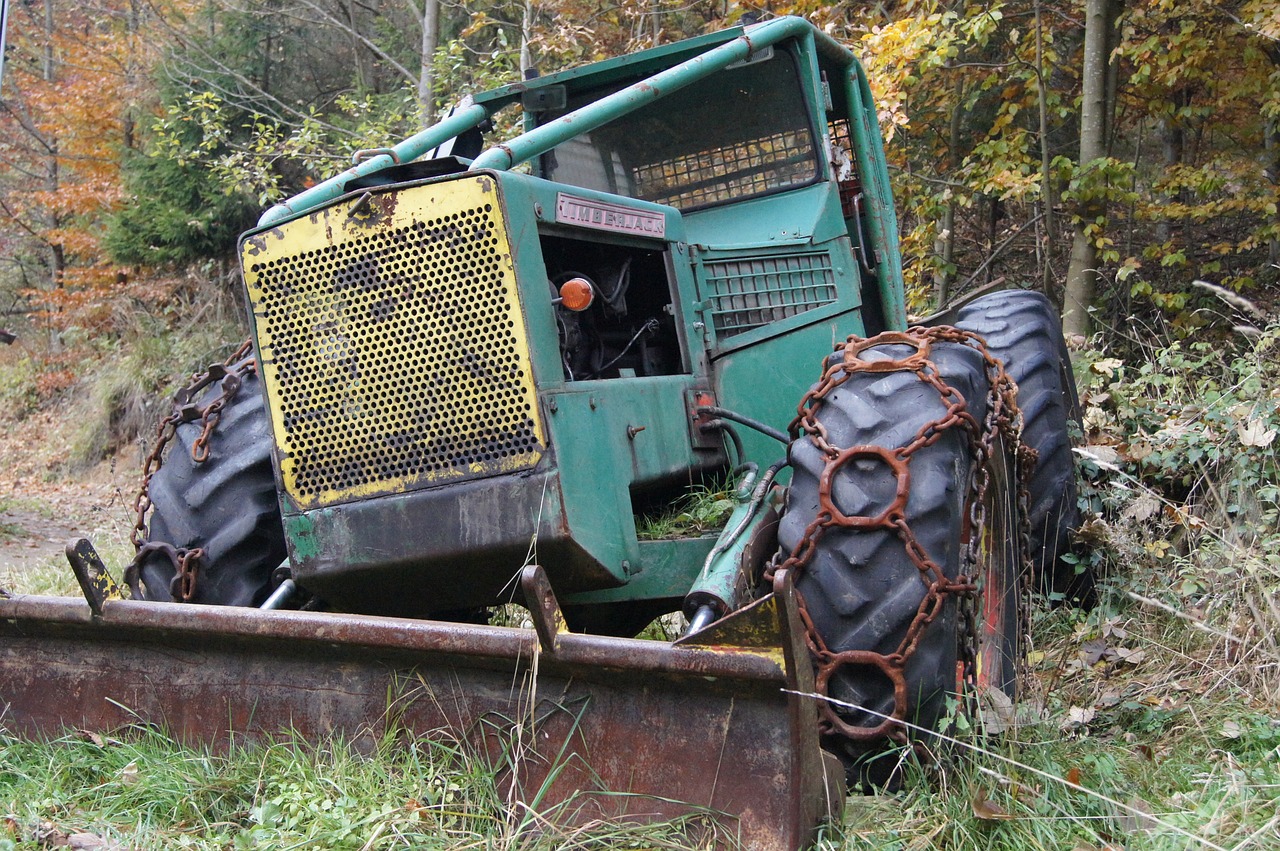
xmin=766 ymin=326 xmax=1034 ymax=748
xmin=123 ymin=339 xmax=257 ymax=602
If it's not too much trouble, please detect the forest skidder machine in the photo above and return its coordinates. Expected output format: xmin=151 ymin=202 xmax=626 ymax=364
xmin=0 ymin=17 xmax=1086 ymax=849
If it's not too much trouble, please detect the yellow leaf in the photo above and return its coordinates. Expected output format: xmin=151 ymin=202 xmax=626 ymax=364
xmin=972 ymin=789 xmax=1014 ymax=820
xmin=1090 ymin=357 xmax=1124 ymax=377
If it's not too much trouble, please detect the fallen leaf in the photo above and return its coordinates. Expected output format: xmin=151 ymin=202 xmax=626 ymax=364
xmin=1124 ymin=440 xmax=1153 ymax=462
xmin=1090 ymin=357 xmax=1124 ymax=377
xmin=1143 ymin=539 xmax=1171 ymax=559
xmin=1238 ymin=419 xmax=1276 ymax=447
xmin=1164 ymin=503 xmax=1206 ymax=529
xmin=1112 ymin=647 xmax=1146 ymax=665
xmin=980 ymin=686 xmax=1016 ymax=735
xmin=1081 ymin=637 xmax=1109 ymax=665
xmin=1081 ymin=444 xmax=1120 ymax=467
xmin=1221 ymin=719 xmax=1243 ymax=739
xmin=1065 ymin=767 xmax=1082 ymax=787
xmin=972 ymin=789 xmax=1013 ymax=821
xmin=36 ymin=821 xmax=69 ymax=846
xmin=1102 ymin=619 xmax=1128 ymax=639
xmin=119 ymin=760 xmax=138 ymax=785
xmin=75 ymin=730 xmax=105 ymax=747
xmin=1097 ymin=688 xmax=1123 ymax=707
xmin=1062 ymin=706 xmax=1096 ymax=729
xmin=1115 ymin=796 xmax=1160 ymax=833
xmin=1122 ymin=494 xmax=1160 ymax=522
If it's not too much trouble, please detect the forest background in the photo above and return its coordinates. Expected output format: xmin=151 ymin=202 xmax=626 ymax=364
xmin=4 ymin=0 xmax=1280 ymax=353
xmin=1 ymin=1 xmax=1280 ymax=849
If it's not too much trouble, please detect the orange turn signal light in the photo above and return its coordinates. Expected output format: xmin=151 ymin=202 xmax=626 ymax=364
xmin=558 ymin=277 xmax=594 ymax=312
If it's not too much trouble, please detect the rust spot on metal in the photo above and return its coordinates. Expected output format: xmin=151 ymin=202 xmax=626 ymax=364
xmin=242 ymin=233 xmax=273 ymax=255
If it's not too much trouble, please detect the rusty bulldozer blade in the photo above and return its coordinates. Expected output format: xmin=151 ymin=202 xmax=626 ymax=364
xmin=0 ymin=564 xmax=841 ymax=849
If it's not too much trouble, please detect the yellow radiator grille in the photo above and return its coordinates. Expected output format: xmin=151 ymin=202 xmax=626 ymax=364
xmin=241 ymin=176 xmax=545 ymax=509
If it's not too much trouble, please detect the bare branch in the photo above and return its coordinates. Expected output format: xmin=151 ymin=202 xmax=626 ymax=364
xmin=287 ymin=0 xmax=418 ymax=85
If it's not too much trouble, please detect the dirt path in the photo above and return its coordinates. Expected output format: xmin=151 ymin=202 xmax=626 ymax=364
xmin=0 ymin=408 xmax=138 ymax=590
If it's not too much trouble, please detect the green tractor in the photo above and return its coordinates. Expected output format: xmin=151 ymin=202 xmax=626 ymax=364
xmin=3 ymin=16 xmax=1085 ymax=847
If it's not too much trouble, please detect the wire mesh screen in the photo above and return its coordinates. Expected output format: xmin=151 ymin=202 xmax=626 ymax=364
xmin=632 ymin=129 xmax=816 ymax=208
xmin=543 ymin=47 xmax=820 ymax=211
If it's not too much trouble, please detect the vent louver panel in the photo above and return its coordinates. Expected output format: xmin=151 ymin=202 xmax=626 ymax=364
xmin=703 ymin=251 xmax=837 ymax=338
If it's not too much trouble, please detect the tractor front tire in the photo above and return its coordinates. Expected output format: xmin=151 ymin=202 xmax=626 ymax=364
xmin=134 ymin=359 xmax=287 ymax=606
xmin=778 ymin=335 xmax=1022 ymax=787
xmin=951 ymin=290 xmax=1093 ymax=605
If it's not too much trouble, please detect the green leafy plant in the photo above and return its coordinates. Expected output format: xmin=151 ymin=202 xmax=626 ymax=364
xmin=635 ymin=480 xmax=737 ymax=540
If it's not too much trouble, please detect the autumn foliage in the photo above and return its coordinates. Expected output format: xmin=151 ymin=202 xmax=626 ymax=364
xmin=0 ymin=1 xmax=1278 ymax=344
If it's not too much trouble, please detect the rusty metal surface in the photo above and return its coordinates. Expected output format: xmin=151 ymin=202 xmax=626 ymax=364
xmin=0 ymin=581 xmax=838 ymax=850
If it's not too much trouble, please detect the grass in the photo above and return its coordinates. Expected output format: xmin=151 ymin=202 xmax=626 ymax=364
xmin=0 ymin=724 xmax=739 ymax=850
xmin=0 ymin=496 xmax=132 ymax=598
xmin=0 ymin=726 xmax=505 ymax=850
xmin=0 ymin=521 xmax=24 ymax=545
xmin=636 ymin=478 xmax=738 ymax=540
xmin=0 ymin=560 xmax=80 ymax=598
xmin=0 ymin=497 xmax=42 ymax=543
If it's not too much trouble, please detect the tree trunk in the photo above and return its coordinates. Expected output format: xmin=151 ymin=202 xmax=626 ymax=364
xmin=1269 ymin=121 xmax=1280 ymax=270
xmin=417 ymin=0 xmax=439 ymax=126
xmin=1035 ymin=0 xmax=1057 ymax=302
xmin=1102 ymin=0 xmax=1122 ymax=149
xmin=346 ymin=0 xmax=368 ymax=91
xmin=1156 ymin=98 xmax=1184 ymax=245
xmin=1265 ymin=45 xmax=1280 ymax=270
xmin=42 ymin=0 xmax=63 ymax=293
xmin=933 ymin=74 xmax=963 ymax=307
xmin=1063 ymin=0 xmax=1112 ymax=338
xmin=521 ymin=0 xmax=533 ymax=74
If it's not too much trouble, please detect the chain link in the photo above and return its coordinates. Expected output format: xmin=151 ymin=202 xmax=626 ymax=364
xmin=767 ymin=326 xmax=1033 ymax=747
xmin=123 ymin=339 xmax=256 ymax=602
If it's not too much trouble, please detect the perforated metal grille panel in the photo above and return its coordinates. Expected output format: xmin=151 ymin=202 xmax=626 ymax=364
xmin=241 ymin=177 xmax=544 ymax=509
xmin=703 ymin=251 xmax=837 ymax=338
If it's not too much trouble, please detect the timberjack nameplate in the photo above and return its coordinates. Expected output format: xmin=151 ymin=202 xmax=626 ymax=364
xmin=555 ymin=192 xmax=666 ymax=238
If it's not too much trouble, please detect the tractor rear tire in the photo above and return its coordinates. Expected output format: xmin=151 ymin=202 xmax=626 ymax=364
xmin=951 ymin=290 xmax=1094 ymax=605
xmin=134 ymin=359 xmax=287 ymax=606
xmin=778 ymin=336 xmax=1021 ymax=787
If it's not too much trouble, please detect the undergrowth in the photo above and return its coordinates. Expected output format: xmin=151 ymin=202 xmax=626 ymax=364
xmin=2 ymin=320 xmax=1278 ymax=848
xmin=65 ymin=318 xmax=248 ymax=469
xmin=0 ymin=724 xmax=729 ymax=850
xmin=0 ymin=287 xmax=247 ymax=472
